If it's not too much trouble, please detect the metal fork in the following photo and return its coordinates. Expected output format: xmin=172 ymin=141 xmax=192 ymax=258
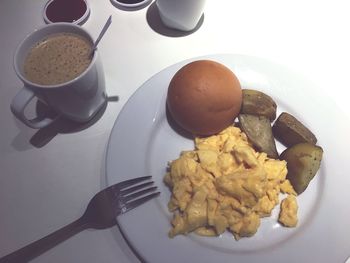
xmin=0 ymin=176 xmax=160 ymax=263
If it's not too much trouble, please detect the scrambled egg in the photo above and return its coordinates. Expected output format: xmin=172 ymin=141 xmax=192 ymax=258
xmin=164 ymin=126 xmax=298 ymax=240
xmin=278 ymin=195 xmax=298 ymax=227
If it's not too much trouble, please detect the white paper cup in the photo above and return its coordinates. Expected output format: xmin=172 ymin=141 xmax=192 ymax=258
xmin=156 ymin=0 xmax=206 ymax=31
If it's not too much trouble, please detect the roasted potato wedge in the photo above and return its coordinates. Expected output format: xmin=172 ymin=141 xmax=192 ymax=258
xmin=238 ymin=114 xmax=279 ymax=159
xmin=272 ymin=112 xmax=317 ymax=147
xmin=280 ymin=143 xmax=323 ymax=195
xmin=240 ymin=89 xmax=277 ymax=121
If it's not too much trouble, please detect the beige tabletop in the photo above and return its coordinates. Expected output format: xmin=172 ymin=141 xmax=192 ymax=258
xmin=1 ymin=0 xmax=350 ymax=262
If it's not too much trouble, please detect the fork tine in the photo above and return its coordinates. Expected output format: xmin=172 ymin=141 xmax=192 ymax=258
xmin=121 ymin=192 xmax=160 ymax=214
xmin=113 ymin=176 xmax=152 ymax=190
xmin=120 ymin=181 xmax=154 ymax=195
xmin=121 ymin=186 xmax=158 ymax=203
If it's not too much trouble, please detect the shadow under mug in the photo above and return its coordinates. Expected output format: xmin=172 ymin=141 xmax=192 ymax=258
xmin=11 ymin=23 xmax=106 ymax=129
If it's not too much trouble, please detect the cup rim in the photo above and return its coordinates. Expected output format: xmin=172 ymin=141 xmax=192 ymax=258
xmin=42 ymin=0 xmax=90 ymax=25
xmin=14 ymin=22 xmax=97 ymax=90
xmin=110 ymin=0 xmax=151 ymax=8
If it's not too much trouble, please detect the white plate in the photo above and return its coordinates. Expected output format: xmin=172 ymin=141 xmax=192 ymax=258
xmin=106 ymin=54 xmax=350 ymax=263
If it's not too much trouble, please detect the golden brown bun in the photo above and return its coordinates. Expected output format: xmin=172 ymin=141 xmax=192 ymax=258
xmin=167 ymin=60 xmax=242 ymax=136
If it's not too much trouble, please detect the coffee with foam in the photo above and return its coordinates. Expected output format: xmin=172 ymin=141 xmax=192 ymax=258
xmin=24 ymin=32 xmax=92 ymax=86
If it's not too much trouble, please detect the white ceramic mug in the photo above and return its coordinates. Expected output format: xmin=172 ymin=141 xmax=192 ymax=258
xmin=11 ymin=23 xmax=106 ymax=129
xmin=156 ymin=0 xmax=206 ymax=31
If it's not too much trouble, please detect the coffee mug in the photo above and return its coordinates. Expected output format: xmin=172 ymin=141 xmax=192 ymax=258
xmin=11 ymin=23 xmax=106 ymax=129
xmin=156 ymin=0 xmax=206 ymax=31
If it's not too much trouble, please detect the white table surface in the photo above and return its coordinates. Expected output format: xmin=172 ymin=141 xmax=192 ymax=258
xmin=1 ymin=0 xmax=349 ymax=262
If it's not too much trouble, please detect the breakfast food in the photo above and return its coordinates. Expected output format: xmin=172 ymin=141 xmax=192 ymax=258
xmin=164 ymin=126 xmax=298 ymax=240
xmin=280 ymin=143 xmax=323 ymax=195
xmin=164 ymin=62 xmax=323 ymax=241
xmin=272 ymin=112 xmax=317 ymax=147
xmin=238 ymin=114 xmax=278 ymax=159
xmin=24 ymin=32 xmax=92 ymax=85
xmin=278 ymin=195 xmax=298 ymax=227
xmin=240 ymin=89 xmax=277 ymax=121
xmin=167 ymin=60 xmax=242 ymax=136
xmin=238 ymin=92 xmax=322 ymax=194
xmin=238 ymin=89 xmax=278 ymax=159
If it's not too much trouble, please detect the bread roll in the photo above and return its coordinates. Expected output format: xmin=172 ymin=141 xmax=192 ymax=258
xmin=167 ymin=60 xmax=242 ymax=136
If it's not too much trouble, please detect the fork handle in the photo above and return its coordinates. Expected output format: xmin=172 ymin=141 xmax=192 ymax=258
xmin=0 ymin=217 xmax=88 ymax=263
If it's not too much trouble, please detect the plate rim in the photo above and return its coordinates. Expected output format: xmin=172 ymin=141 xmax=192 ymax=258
xmin=105 ymin=53 xmax=350 ymax=263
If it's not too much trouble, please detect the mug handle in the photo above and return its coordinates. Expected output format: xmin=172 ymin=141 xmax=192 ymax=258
xmin=10 ymin=86 xmax=60 ymax=129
